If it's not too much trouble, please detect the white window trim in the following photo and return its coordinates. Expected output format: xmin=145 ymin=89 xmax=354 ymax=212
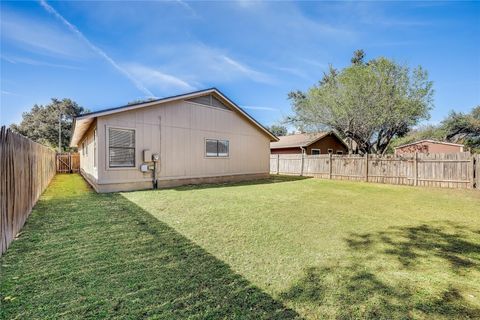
xmin=336 ymin=150 xmax=344 ymax=155
xmin=205 ymin=138 xmax=230 ymax=158
xmin=105 ymin=125 xmax=137 ymax=170
xmin=327 ymin=148 xmax=333 ymax=154
xmin=311 ymin=148 xmax=321 ymax=155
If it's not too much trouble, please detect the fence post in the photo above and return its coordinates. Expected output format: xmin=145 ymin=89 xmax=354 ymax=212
xmin=470 ymin=155 xmax=475 ymax=189
xmin=413 ymin=152 xmax=418 ymax=186
xmin=329 ymin=153 xmax=333 ymax=179
xmin=300 ymin=153 xmax=304 ymax=176
xmin=277 ymin=154 xmax=280 ymax=175
xmin=477 ymin=154 xmax=480 ymax=190
xmin=365 ymin=154 xmax=368 ymax=182
xmin=473 ymin=154 xmax=478 ymax=189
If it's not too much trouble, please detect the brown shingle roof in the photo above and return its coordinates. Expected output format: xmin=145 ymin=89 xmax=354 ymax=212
xmin=270 ymin=132 xmax=329 ymax=149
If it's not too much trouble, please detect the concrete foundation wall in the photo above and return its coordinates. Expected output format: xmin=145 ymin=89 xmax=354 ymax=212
xmin=81 ymin=170 xmax=269 ymax=193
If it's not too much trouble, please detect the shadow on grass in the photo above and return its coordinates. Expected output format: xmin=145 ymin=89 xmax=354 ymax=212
xmin=280 ymin=223 xmax=480 ymax=319
xmin=280 ymin=264 xmax=480 ymax=319
xmin=172 ymin=175 xmax=310 ymax=191
xmin=346 ymin=224 xmax=480 ymax=272
xmin=0 ymin=177 xmax=300 ymax=319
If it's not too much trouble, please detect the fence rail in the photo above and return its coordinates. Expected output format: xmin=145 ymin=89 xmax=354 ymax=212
xmin=0 ymin=126 xmax=56 ymax=255
xmin=270 ymin=152 xmax=478 ymax=189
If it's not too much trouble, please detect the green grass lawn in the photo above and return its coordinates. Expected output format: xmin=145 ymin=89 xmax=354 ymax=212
xmin=1 ymin=174 xmax=479 ymax=319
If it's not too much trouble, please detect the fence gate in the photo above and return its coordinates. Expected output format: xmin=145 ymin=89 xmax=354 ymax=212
xmin=56 ymin=153 xmax=80 ymax=173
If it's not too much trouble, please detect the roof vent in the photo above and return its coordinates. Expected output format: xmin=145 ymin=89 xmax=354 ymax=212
xmin=186 ymin=95 xmax=230 ymax=111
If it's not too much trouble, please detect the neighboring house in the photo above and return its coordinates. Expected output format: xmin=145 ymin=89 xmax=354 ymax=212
xmin=394 ymin=139 xmax=465 ymax=155
xmin=70 ymin=88 xmax=278 ymax=192
xmin=270 ymin=132 xmax=349 ymax=155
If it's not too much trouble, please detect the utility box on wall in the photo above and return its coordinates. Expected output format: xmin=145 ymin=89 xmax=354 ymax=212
xmin=143 ymin=150 xmax=152 ymax=162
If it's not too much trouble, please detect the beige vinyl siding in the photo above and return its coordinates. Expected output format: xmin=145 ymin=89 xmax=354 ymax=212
xmin=92 ymin=99 xmax=270 ymax=189
xmin=79 ymin=121 xmax=98 ymax=182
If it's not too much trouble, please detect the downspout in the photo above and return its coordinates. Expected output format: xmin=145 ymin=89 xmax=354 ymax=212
xmin=153 ymin=160 xmax=157 ymax=189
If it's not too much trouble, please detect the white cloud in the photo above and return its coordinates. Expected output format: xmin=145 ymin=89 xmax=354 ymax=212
xmin=235 ymin=0 xmax=265 ymax=9
xmin=221 ymin=55 xmax=274 ymax=84
xmin=154 ymin=43 xmax=275 ymax=85
xmin=1 ymin=90 xmax=18 ymax=96
xmin=125 ymin=64 xmax=195 ymax=92
xmin=241 ymin=105 xmax=279 ymax=112
xmin=2 ymin=55 xmax=81 ymax=69
xmin=300 ymin=59 xmax=328 ymax=70
xmin=0 ymin=10 xmax=90 ymax=58
xmin=174 ymin=0 xmax=197 ymax=17
xmin=254 ymin=3 xmax=356 ymax=40
xmin=345 ymin=2 xmax=431 ymax=28
xmin=270 ymin=65 xmax=310 ymax=79
xmin=39 ymin=0 xmax=155 ymax=97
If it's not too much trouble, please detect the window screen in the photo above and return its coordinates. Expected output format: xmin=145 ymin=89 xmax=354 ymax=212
xmin=206 ymin=139 xmax=229 ymax=157
xmin=109 ymin=128 xmax=135 ymax=167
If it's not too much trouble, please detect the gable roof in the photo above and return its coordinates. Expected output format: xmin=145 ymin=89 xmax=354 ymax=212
xmin=70 ymin=88 xmax=278 ymax=147
xmin=270 ymin=131 xmax=348 ymax=149
xmin=394 ymin=139 xmax=465 ymax=149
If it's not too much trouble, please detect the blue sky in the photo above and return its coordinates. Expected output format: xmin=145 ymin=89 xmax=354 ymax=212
xmin=1 ymin=1 xmax=479 ymax=128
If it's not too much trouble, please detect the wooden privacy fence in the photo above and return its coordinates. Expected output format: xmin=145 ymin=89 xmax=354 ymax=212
xmin=270 ymin=152 xmax=479 ymax=189
xmin=56 ymin=153 xmax=80 ymax=173
xmin=0 ymin=126 xmax=56 ymax=255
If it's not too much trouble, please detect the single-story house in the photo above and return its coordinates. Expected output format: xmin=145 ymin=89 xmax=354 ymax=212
xmin=270 ymin=132 xmax=349 ymax=155
xmin=394 ymin=139 xmax=465 ymax=155
xmin=70 ymin=88 xmax=278 ymax=192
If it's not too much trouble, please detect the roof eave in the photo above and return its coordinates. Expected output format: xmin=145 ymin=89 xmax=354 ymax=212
xmin=270 ymin=145 xmax=304 ymax=149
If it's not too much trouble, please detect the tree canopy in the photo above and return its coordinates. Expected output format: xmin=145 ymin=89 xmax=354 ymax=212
xmin=287 ymin=50 xmax=434 ymax=154
xmin=390 ymin=105 xmax=480 ymax=153
xmin=127 ymin=98 xmax=157 ymax=105
xmin=442 ymin=106 xmax=480 ymax=145
xmin=10 ymin=98 xmax=87 ymax=151
xmin=267 ymin=124 xmax=288 ymax=137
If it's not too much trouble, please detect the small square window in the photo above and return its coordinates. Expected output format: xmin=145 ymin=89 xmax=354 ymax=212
xmin=206 ymin=139 xmax=229 ymax=157
xmin=311 ymin=149 xmax=320 ymax=155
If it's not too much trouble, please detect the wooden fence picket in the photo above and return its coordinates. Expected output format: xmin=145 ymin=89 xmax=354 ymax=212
xmin=270 ymin=152 xmax=478 ymax=190
xmin=0 ymin=126 xmax=56 ymax=255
